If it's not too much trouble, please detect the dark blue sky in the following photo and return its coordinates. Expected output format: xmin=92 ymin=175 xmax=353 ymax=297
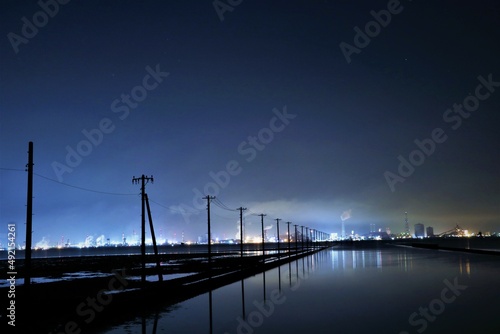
xmin=1 ymin=0 xmax=499 ymax=246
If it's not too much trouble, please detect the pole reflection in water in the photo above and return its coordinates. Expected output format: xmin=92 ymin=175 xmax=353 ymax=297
xmin=295 ymin=256 xmax=299 ymax=284
xmin=241 ymin=278 xmax=246 ymax=320
xmin=278 ymin=266 xmax=281 ymax=292
xmin=262 ymin=270 xmax=266 ymax=302
xmin=98 ymin=247 xmax=500 ymax=334
xmin=209 ymin=288 xmax=213 ymax=334
xmin=140 ymin=311 xmax=159 ymax=334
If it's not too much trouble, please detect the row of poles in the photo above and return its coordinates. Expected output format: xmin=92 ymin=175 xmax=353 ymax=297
xmin=130 ymin=189 xmax=330 ymax=285
xmin=22 ymin=142 xmax=330 ymax=289
xmin=23 ymin=142 xmax=165 ymax=287
xmin=202 ymin=196 xmax=330 ymax=264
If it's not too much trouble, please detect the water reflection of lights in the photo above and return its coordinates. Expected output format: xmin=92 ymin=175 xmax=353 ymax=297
xmin=397 ymin=252 xmax=413 ymax=272
xmin=328 ymin=249 xmax=423 ymax=273
xmin=459 ymin=256 xmax=471 ymax=277
xmin=376 ymin=251 xmax=382 ymax=269
xmin=331 ymin=250 xmax=384 ymax=270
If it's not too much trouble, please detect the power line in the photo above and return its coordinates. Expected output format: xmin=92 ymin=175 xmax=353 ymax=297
xmin=212 ymin=197 xmax=236 ymax=211
xmin=212 ymin=211 xmax=237 ymax=220
xmin=0 ymin=167 xmax=137 ymax=196
xmin=0 ymin=167 xmax=24 ymax=172
xmin=37 ymin=173 xmax=137 ymax=196
xmin=148 ymin=198 xmax=169 ymax=210
xmin=149 ymin=199 xmax=204 ymax=215
xmin=213 ymin=198 xmax=232 ymax=210
xmin=247 ymin=208 xmax=277 ymax=221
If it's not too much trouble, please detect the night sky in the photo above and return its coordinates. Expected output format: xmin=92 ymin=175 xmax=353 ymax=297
xmin=1 ymin=0 xmax=499 ymax=247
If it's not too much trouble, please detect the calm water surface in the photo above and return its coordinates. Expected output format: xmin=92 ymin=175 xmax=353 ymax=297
xmin=100 ymin=246 xmax=500 ymax=334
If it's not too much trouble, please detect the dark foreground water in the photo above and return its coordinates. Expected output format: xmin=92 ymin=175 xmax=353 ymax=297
xmin=98 ymin=245 xmax=500 ymax=334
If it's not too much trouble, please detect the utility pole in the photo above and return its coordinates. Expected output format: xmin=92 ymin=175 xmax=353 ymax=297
xmin=145 ymin=194 xmax=162 ymax=282
xmin=25 ymin=141 xmax=34 ymax=288
xmin=237 ymin=207 xmax=247 ymax=259
xmin=132 ymin=174 xmax=153 ymax=286
xmin=204 ymin=195 xmax=216 ymax=268
xmin=309 ymin=228 xmax=312 ymax=248
xmin=259 ymin=214 xmax=266 ymax=259
xmin=286 ymin=222 xmax=291 ymax=256
xmin=301 ymin=226 xmax=304 ymax=250
xmin=203 ymin=195 xmax=215 ymax=334
xmin=275 ymin=218 xmax=281 ymax=258
xmin=294 ymin=224 xmax=298 ymax=251
xmin=306 ymin=227 xmax=309 ymax=248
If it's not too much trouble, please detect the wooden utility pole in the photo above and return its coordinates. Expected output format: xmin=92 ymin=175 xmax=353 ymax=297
xmin=286 ymin=222 xmax=291 ymax=255
xmin=145 ymin=194 xmax=162 ymax=282
xmin=259 ymin=214 xmax=266 ymax=258
xmin=275 ymin=218 xmax=281 ymax=258
xmin=203 ymin=195 xmax=216 ymax=268
xmin=25 ymin=141 xmax=34 ymax=287
xmin=301 ymin=226 xmax=304 ymax=250
xmin=294 ymin=224 xmax=298 ymax=251
xmin=132 ymin=174 xmax=153 ymax=286
xmin=202 ymin=195 xmax=215 ymax=334
xmin=237 ymin=207 xmax=247 ymax=259
xmin=306 ymin=227 xmax=309 ymax=249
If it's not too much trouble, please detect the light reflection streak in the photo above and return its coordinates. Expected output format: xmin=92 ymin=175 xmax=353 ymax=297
xmin=328 ymin=249 xmax=417 ymax=272
xmin=459 ymin=256 xmax=471 ymax=277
